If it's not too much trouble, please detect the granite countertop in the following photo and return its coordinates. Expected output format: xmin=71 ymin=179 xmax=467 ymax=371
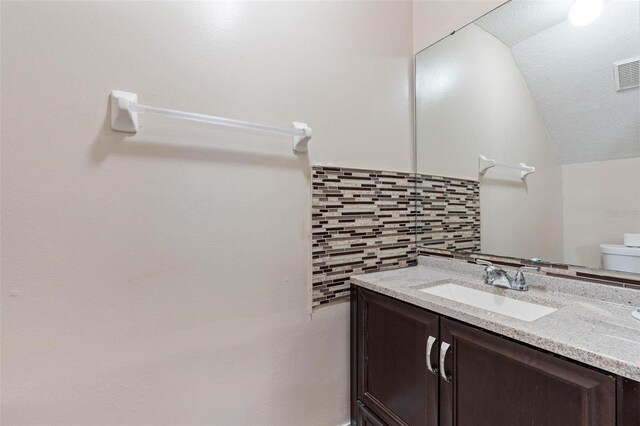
xmin=351 ymin=256 xmax=640 ymax=381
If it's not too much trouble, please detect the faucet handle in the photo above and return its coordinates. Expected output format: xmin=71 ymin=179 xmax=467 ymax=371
xmin=476 ymin=260 xmax=497 ymax=284
xmin=517 ymin=265 xmax=541 ymax=274
xmin=476 ymin=260 xmax=493 ymax=269
xmin=513 ymin=266 xmax=540 ymax=290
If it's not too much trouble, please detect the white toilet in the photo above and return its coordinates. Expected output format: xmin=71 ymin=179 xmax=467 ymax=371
xmin=600 ymin=244 xmax=640 ymax=273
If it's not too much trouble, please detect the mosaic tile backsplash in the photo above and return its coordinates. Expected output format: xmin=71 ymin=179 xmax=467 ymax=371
xmin=311 ymin=167 xmax=483 ymax=307
xmin=416 ymin=174 xmax=480 ymax=253
xmin=311 ymin=166 xmax=416 ymax=307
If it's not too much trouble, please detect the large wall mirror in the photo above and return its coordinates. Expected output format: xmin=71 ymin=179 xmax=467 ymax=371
xmin=415 ymin=0 xmax=640 ymax=279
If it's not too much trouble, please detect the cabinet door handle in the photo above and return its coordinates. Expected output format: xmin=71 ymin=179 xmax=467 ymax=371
xmin=426 ymin=335 xmax=438 ymax=375
xmin=439 ymin=341 xmax=452 ymax=383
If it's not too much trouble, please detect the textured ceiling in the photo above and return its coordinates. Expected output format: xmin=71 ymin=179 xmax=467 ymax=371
xmin=476 ymin=0 xmax=573 ymax=47
xmin=476 ymin=0 xmax=640 ymax=164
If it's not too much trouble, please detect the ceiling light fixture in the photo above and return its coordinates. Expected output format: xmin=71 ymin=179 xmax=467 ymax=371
xmin=569 ymin=0 xmax=604 ymax=26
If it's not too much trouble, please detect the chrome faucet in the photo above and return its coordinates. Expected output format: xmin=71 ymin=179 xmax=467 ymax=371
xmin=476 ymin=260 xmax=540 ymax=291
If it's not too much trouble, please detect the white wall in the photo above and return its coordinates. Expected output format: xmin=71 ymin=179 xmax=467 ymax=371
xmin=0 ymin=2 xmax=413 ymax=424
xmin=416 ymin=24 xmax=564 ymax=262
xmin=562 ymin=158 xmax=640 ymax=268
xmin=413 ymin=0 xmax=504 ymax=53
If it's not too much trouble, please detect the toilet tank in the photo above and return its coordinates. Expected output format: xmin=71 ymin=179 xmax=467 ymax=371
xmin=600 ymin=244 xmax=640 ymax=274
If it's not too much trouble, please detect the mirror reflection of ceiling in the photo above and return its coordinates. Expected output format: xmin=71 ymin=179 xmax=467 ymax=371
xmin=475 ymin=0 xmax=640 ymax=164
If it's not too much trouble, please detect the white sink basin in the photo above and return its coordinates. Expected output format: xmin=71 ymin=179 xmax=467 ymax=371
xmin=419 ymin=283 xmax=557 ymax=322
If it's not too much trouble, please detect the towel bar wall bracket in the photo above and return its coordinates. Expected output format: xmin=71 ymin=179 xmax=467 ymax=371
xmin=291 ymin=122 xmax=312 ymax=154
xmin=109 ymin=90 xmax=312 ymax=154
xmin=111 ymin=90 xmax=139 ymax=133
xmin=478 ymin=155 xmax=535 ymax=180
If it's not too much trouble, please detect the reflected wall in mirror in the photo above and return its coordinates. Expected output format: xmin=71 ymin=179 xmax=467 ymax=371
xmin=415 ymin=0 xmax=640 ymax=278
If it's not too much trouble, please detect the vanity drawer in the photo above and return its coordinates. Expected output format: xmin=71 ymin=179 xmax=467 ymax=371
xmin=356 ymin=401 xmax=387 ymax=426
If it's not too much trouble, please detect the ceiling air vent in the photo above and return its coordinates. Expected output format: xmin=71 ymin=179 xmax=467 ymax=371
xmin=613 ymin=57 xmax=639 ymax=91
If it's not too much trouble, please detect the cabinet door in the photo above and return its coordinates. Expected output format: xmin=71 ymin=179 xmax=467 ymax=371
xmin=357 ymin=288 xmax=439 ymax=426
xmin=439 ymin=318 xmax=616 ymax=426
xmin=617 ymin=377 xmax=640 ymax=426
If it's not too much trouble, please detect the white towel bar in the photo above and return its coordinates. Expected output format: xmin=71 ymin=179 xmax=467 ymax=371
xmin=110 ymin=90 xmax=312 ymax=153
xmin=478 ymin=155 xmax=535 ymax=180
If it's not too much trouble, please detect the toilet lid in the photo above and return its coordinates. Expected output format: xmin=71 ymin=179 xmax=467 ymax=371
xmin=600 ymin=244 xmax=640 ymax=256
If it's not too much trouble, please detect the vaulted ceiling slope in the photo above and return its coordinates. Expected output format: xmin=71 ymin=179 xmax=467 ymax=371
xmin=476 ymin=0 xmax=639 ymax=165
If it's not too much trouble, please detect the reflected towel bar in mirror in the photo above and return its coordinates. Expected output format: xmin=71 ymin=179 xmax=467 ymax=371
xmin=109 ymin=90 xmax=313 ymax=153
xmin=478 ymin=155 xmax=536 ymax=180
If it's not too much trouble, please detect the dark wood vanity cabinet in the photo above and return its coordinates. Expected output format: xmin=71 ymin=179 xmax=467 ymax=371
xmin=352 ymin=287 xmax=639 ymax=426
